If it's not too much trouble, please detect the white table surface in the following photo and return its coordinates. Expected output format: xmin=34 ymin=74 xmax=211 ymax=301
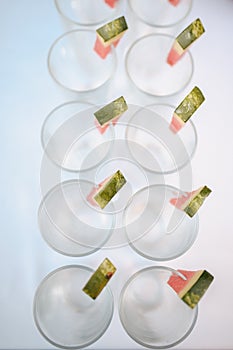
xmin=1 ymin=0 xmax=233 ymax=348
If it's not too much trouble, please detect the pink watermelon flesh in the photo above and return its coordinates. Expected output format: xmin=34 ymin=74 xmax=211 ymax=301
xmin=170 ymin=191 xmax=194 ymax=209
xmin=104 ymin=0 xmax=118 ymax=8
xmin=167 ymin=270 xmax=196 ymax=294
xmin=94 ymin=36 xmax=111 ymax=59
xmin=95 ymin=119 xmax=109 ymax=134
xmin=170 ymin=114 xmax=184 ymax=133
xmin=95 ymin=115 xmax=121 ymax=134
xmin=113 ymin=38 xmax=120 ymax=47
xmin=167 ymin=46 xmax=185 ymax=66
xmin=87 ymin=177 xmax=111 ymax=206
xmin=168 ymin=0 xmax=180 ymax=6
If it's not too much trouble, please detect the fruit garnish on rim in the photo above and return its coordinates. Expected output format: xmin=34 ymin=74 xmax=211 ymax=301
xmin=94 ymin=16 xmax=128 ymax=59
xmin=83 ymin=258 xmax=117 ymax=300
xmin=170 ymin=186 xmax=212 ymax=217
xmin=170 ymin=86 xmax=205 ymax=133
xmin=167 ymin=18 xmax=205 ymax=66
xmin=104 ymin=0 xmax=119 ymax=8
xmin=94 ymin=96 xmax=128 ymax=134
xmin=87 ymin=170 xmax=127 ymax=209
xmin=167 ymin=269 xmax=214 ymax=309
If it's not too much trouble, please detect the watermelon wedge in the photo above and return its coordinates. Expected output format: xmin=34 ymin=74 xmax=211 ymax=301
xmin=94 ymin=96 xmax=128 ymax=134
xmin=170 ymin=186 xmax=211 ymax=217
xmin=104 ymin=0 xmax=119 ymax=8
xmin=94 ymin=16 xmax=128 ymax=59
xmin=168 ymin=0 xmax=180 ymax=6
xmin=170 ymin=86 xmax=205 ymax=133
xmin=83 ymin=258 xmax=116 ymax=300
xmin=167 ymin=269 xmax=214 ymax=309
xmin=167 ymin=18 xmax=205 ymax=66
xmin=87 ymin=170 xmax=126 ymax=209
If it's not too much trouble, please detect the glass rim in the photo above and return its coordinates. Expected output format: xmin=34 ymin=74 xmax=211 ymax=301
xmin=33 ymin=264 xmax=114 ymax=349
xmin=125 ymin=102 xmax=198 ymax=175
xmin=47 ymin=29 xmax=117 ymax=93
xmin=119 ymin=265 xmax=198 ymax=349
xmin=125 ymin=33 xmax=194 ymax=98
xmin=128 ymin=0 xmax=193 ymax=28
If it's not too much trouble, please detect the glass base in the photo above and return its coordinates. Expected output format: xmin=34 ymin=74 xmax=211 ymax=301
xmin=48 ymin=30 xmax=116 ymax=92
xmin=34 ymin=265 xmax=113 ymax=349
xmin=119 ymin=266 xmax=198 ymax=348
xmin=126 ymin=33 xmax=193 ymax=96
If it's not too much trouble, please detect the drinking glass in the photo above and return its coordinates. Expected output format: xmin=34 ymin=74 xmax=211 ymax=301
xmin=55 ymin=0 xmax=121 ymax=26
xmin=119 ymin=266 xmax=198 ymax=348
xmin=123 ymin=184 xmax=199 ymax=261
xmin=128 ymin=0 xmax=192 ymax=28
xmin=41 ymin=102 xmax=114 ymax=172
xmin=34 ymin=265 xmax=114 ymax=348
xmin=38 ymin=180 xmax=115 ymax=256
xmin=48 ymin=29 xmax=117 ymax=92
xmin=125 ymin=103 xmax=197 ymax=174
xmin=125 ymin=33 xmax=193 ymax=96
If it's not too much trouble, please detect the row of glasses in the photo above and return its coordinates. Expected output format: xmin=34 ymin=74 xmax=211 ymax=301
xmin=48 ymin=0 xmax=194 ymax=95
xmin=34 ymin=265 xmax=197 ymax=349
xmin=55 ymin=0 xmax=192 ymax=27
xmin=48 ymin=31 xmax=193 ymax=96
xmin=34 ymin=0 xmax=202 ymax=349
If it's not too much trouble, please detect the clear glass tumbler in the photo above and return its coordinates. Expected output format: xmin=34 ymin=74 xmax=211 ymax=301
xmin=119 ymin=266 xmax=198 ymax=348
xmin=128 ymin=0 xmax=192 ymax=28
xmin=34 ymin=265 xmax=114 ymax=348
xmin=123 ymin=184 xmax=199 ymax=261
xmin=38 ymin=180 xmax=115 ymax=256
xmin=125 ymin=103 xmax=197 ymax=174
xmin=48 ymin=29 xmax=117 ymax=92
xmin=55 ymin=0 xmax=121 ymax=26
xmin=41 ymin=102 xmax=114 ymax=172
xmin=125 ymin=33 xmax=193 ymax=96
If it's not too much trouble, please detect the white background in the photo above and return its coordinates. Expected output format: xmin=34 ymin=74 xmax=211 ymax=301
xmin=0 ymin=0 xmax=233 ymax=349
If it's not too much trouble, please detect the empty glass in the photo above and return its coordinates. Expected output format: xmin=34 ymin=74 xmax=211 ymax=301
xmin=119 ymin=266 xmax=198 ymax=348
xmin=128 ymin=0 xmax=192 ymax=28
xmin=48 ymin=29 xmax=116 ymax=92
xmin=38 ymin=180 xmax=115 ymax=256
xmin=123 ymin=184 xmax=199 ymax=261
xmin=125 ymin=33 xmax=193 ymax=96
xmin=55 ymin=0 xmax=121 ymax=26
xmin=34 ymin=265 xmax=114 ymax=348
xmin=41 ymin=102 xmax=114 ymax=172
xmin=125 ymin=103 xmax=197 ymax=174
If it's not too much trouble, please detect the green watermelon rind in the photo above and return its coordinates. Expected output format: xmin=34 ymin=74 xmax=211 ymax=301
xmin=94 ymin=170 xmax=126 ymax=209
xmin=181 ymin=270 xmax=214 ymax=309
xmin=184 ymin=186 xmax=211 ymax=218
xmin=83 ymin=258 xmax=116 ymax=300
xmin=176 ymin=18 xmax=205 ymax=50
xmin=96 ymin=16 xmax=128 ymax=45
xmin=174 ymin=86 xmax=205 ymax=123
xmin=94 ymin=96 xmax=128 ymax=126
